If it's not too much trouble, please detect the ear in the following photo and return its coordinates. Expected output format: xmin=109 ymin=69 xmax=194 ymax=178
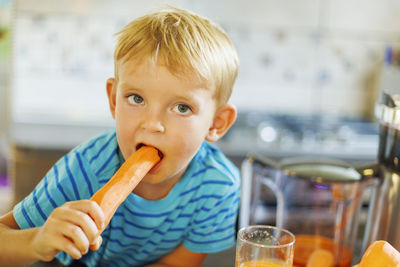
xmin=205 ymin=104 xmax=237 ymax=142
xmin=106 ymin=78 xmax=117 ymax=119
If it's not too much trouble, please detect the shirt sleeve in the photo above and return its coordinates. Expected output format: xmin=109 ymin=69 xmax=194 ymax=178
xmin=183 ymin=170 xmax=240 ymax=253
xmin=13 ymin=151 xmax=96 ymax=229
xmin=12 ymin=151 xmax=98 ymax=265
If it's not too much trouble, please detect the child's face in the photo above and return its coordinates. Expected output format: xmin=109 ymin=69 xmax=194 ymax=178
xmin=107 ymin=58 xmax=217 ymax=185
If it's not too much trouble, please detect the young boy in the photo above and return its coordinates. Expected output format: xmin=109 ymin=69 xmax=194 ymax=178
xmin=0 ymin=6 xmax=240 ymax=267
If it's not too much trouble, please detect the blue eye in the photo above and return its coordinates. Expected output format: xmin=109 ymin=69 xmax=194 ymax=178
xmin=174 ymin=104 xmax=191 ymax=114
xmin=128 ymin=94 xmax=144 ymax=104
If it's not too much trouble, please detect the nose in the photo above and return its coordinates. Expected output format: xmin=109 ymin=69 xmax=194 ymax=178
xmin=140 ymin=108 xmax=165 ymax=133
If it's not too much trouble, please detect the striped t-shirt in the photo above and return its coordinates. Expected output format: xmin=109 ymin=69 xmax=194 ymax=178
xmin=13 ymin=130 xmax=240 ymax=267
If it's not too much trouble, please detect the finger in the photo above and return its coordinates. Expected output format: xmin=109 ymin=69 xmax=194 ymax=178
xmin=89 ymin=236 xmax=103 ymax=251
xmin=58 ymin=220 xmax=90 ymax=255
xmin=67 ymin=200 xmax=105 ymax=230
xmin=56 ymin=207 xmax=99 ymax=244
xmin=51 ymin=234 xmax=82 ymax=260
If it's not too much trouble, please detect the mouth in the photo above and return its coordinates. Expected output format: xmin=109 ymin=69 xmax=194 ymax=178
xmin=136 ymin=143 xmax=164 ymax=160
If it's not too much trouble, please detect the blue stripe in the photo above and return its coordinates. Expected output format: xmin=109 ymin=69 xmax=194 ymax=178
xmin=54 ymin=165 xmax=70 ymax=202
xmin=191 ymin=222 xmax=235 ymax=237
xmin=177 ymin=213 xmax=192 ymax=218
xmin=175 ymin=204 xmax=211 ymax=214
xmin=109 ymin=226 xmax=148 ymax=240
xmin=108 ymin=237 xmax=140 ymax=248
xmin=64 ymin=155 xmax=80 ymax=200
xmin=98 ymin=164 xmax=119 ymax=184
xmin=106 ymin=248 xmax=141 ymax=266
xmin=76 ymin=153 xmax=94 ymax=196
xmin=147 ymin=240 xmax=158 ymax=246
xmin=215 ymin=190 xmax=239 ymax=206
xmin=114 ymin=212 xmax=156 ymax=230
xmin=82 ymin=134 xmax=107 ymax=156
xmin=194 ymin=205 xmax=238 ymax=225
xmin=89 ymin=133 xmax=116 ymax=164
xmin=214 ymin=158 xmax=235 ymax=181
xmin=194 ymin=211 xmax=220 ymax=224
xmin=206 ymin=143 xmax=218 ymax=153
xmin=154 ymin=229 xmax=164 ymax=235
xmin=180 ymin=180 xmax=234 ymax=197
xmin=44 ymin=175 xmax=57 ymax=208
xmin=95 ymin=149 xmax=117 ymax=176
xmin=224 ymin=211 xmax=237 ymax=220
xmin=187 ymin=233 xmax=234 ymax=245
xmin=202 ymin=180 xmax=234 ymax=186
xmin=197 ymin=152 xmax=206 ymax=165
xmin=98 ymin=178 xmax=109 ymax=184
xmin=195 ymin=206 xmax=211 ymax=212
xmin=124 ymin=205 xmax=172 ymax=218
xmin=161 ymin=237 xmax=181 ymax=243
xmin=82 ymin=142 xmax=96 ymax=156
xmin=108 ymin=226 xmax=183 ymax=247
xmin=179 ymin=184 xmax=201 ymax=196
xmin=190 ymin=200 xmax=235 ymax=217
xmin=169 ymin=227 xmax=185 ymax=231
xmin=86 ymin=251 xmax=101 ymax=266
xmin=104 ymin=249 xmax=129 ymax=267
xmin=141 ymin=249 xmax=151 ymax=255
xmin=191 ymin=166 xmax=214 ymax=178
xmin=110 ymin=259 xmax=125 ymax=267
xmin=189 ymin=194 xmax=223 ymax=203
xmin=32 ymin=187 xmax=47 ymax=221
xmin=198 ymin=211 xmax=237 ymax=230
xmin=21 ymin=199 xmax=35 ymax=228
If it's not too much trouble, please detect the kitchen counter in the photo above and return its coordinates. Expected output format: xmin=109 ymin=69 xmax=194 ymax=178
xmin=10 ymin=122 xmax=113 ymax=150
xmin=11 ymin=115 xmax=379 ymax=162
xmin=30 ymin=247 xmax=236 ymax=267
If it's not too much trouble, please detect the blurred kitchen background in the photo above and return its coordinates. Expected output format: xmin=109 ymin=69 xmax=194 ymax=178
xmin=1 ymin=0 xmax=400 ymax=244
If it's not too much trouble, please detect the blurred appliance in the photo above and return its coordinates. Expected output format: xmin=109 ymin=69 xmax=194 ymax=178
xmin=240 ymin=154 xmax=376 ymax=267
xmin=362 ymin=87 xmax=400 ymax=253
xmin=218 ymin=112 xmax=379 ymax=164
xmin=239 ymin=87 xmax=400 ymax=266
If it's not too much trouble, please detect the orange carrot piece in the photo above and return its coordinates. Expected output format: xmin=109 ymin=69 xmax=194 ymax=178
xmin=359 ymin=240 xmax=400 ymax=267
xmin=306 ymin=249 xmax=334 ymax=267
xmin=240 ymin=262 xmax=282 ymax=267
xmin=90 ymin=146 xmax=160 ymax=231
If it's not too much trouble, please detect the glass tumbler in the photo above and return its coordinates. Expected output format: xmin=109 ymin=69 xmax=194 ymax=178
xmin=235 ymin=225 xmax=295 ymax=267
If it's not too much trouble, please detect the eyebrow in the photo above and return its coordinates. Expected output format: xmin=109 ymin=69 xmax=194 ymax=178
xmin=118 ymin=82 xmax=143 ymax=92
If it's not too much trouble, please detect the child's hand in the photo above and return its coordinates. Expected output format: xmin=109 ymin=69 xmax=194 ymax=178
xmin=31 ymin=200 xmax=105 ymax=262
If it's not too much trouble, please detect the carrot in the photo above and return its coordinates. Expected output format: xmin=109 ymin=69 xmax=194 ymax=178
xmin=294 ymin=235 xmax=353 ymax=267
xmin=306 ymin=249 xmax=334 ymax=267
xmin=359 ymin=240 xmax=400 ymax=267
xmin=90 ymin=146 xmax=160 ymax=232
xmin=240 ymin=262 xmax=282 ymax=267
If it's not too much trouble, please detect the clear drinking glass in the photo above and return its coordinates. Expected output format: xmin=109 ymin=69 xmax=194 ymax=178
xmin=235 ymin=225 xmax=295 ymax=267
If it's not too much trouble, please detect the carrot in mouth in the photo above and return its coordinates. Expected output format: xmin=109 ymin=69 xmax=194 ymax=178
xmin=90 ymin=145 xmax=161 ymax=232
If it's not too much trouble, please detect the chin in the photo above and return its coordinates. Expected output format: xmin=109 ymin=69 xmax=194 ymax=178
xmin=142 ymin=175 xmax=166 ymax=184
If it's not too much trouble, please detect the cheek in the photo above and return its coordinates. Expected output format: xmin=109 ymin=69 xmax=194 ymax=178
xmin=167 ymin=123 xmax=208 ymax=159
xmin=116 ymin=125 xmax=132 ymax=156
xmin=168 ymin=139 xmax=200 ymax=173
xmin=169 ymin=120 xmax=209 ymax=144
xmin=115 ymin=109 xmax=138 ymax=155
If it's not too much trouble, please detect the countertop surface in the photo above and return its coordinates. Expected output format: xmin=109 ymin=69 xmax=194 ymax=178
xmin=29 ymin=247 xmax=236 ymax=267
xmin=11 ymin=116 xmax=379 ymax=163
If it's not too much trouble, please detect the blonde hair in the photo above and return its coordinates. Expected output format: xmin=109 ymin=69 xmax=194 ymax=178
xmin=113 ymin=6 xmax=239 ymax=106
